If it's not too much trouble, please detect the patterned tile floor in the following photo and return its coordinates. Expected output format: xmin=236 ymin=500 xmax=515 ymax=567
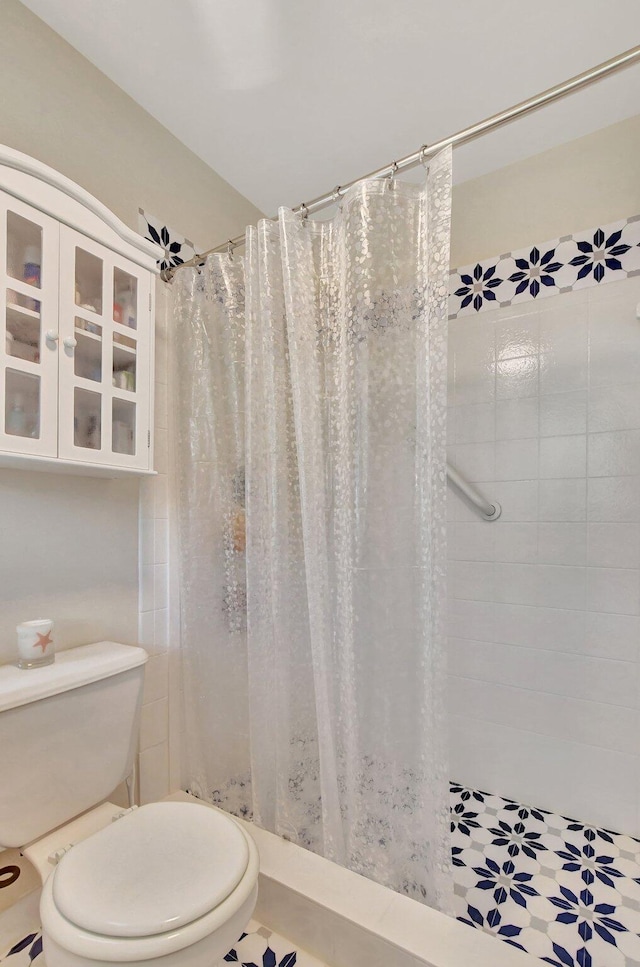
xmin=451 ymin=782 xmax=640 ymax=967
xmin=4 ymin=786 xmax=640 ymax=967
xmin=0 ymin=909 xmax=325 ymax=967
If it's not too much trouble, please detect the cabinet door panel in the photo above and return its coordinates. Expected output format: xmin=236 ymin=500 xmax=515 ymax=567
xmin=58 ymin=227 xmax=151 ymax=470
xmin=0 ymin=191 xmax=59 ymax=456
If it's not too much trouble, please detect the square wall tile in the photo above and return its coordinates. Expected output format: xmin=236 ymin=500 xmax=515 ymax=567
xmin=536 ymin=565 xmax=586 ymax=611
xmin=153 ymin=564 xmax=169 ymax=611
xmin=540 ymin=434 xmax=586 ymax=479
xmin=495 ymin=438 xmax=539 ymax=480
xmin=139 ymin=741 xmax=169 ymax=804
xmin=496 ymin=355 xmax=539 ymax=400
xmin=450 ymin=442 xmax=495 ymax=482
xmin=154 ymin=609 xmax=170 ymax=650
xmin=585 ymin=567 xmax=640 ymax=616
xmin=454 ymin=402 xmax=495 ymax=444
xmin=539 ymin=344 xmax=588 ymax=395
xmin=588 ymin=523 xmax=640 ymax=568
xmin=138 ymin=609 xmax=154 ymax=649
xmin=140 ymin=697 xmax=169 ymax=751
xmin=452 ymin=521 xmax=496 ymax=562
xmin=143 ymin=654 xmax=169 ymax=705
xmin=587 ymin=476 xmax=640 ymax=522
xmin=452 ymin=561 xmax=495 ymax=601
xmin=139 ymin=518 xmax=154 ymax=565
xmin=589 ymin=338 xmax=640 ymax=388
xmin=584 ymin=611 xmax=640 ymax=662
xmin=154 ymin=519 xmax=169 ymax=565
xmin=539 ymin=479 xmax=586 ymax=521
xmin=490 ymin=480 xmax=538 ymax=522
xmin=495 ymin=397 xmax=539 ymax=440
xmin=588 ymin=382 xmax=640 ymax=433
xmin=493 ymin=522 xmax=538 ymax=564
xmin=448 ymin=598 xmax=495 ymax=642
xmin=154 ymin=428 xmax=168 ymax=475
xmin=495 ymin=315 xmax=540 ymax=360
xmin=140 ymin=564 xmax=154 ymax=613
xmin=588 ymin=429 xmax=640 ymax=478
xmin=493 ymin=562 xmax=538 ymax=606
xmin=540 ymin=390 xmax=587 ymax=437
xmin=538 ymin=522 xmax=587 ymax=566
xmin=154 ymin=475 xmax=169 ymax=519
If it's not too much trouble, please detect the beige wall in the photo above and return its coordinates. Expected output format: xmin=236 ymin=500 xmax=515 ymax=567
xmin=451 ymin=113 xmax=640 ymax=268
xmin=0 ymin=0 xmax=261 ymax=675
xmin=0 ymin=0 xmax=261 ymax=247
xmin=0 ymin=471 xmax=139 ymax=661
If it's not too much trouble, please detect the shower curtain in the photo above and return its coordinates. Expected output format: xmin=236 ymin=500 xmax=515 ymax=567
xmin=174 ymin=147 xmax=452 ymax=909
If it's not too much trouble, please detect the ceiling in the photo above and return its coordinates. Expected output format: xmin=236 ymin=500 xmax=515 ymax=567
xmin=20 ymin=0 xmax=640 ymax=215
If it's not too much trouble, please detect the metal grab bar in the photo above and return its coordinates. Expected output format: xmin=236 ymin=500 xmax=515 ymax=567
xmin=447 ymin=464 xmax=502 ymax=521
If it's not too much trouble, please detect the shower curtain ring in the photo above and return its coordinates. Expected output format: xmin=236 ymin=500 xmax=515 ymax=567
xmin=419 ymin=144 xmax=430 ymax=167
xmin=332 ymin=186 xmax=342 ymax=203
xmin=227 ymin=240 xmax=234 ymax=259
xmin=299 ymin=203 xmax=309 ymax=221
xmin=387 ymin=161 xmax=399 ymax=188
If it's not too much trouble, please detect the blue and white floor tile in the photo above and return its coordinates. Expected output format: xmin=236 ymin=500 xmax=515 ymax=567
xmin=0 ymin=913 xmax=325 ymax=967
xmin=4 ymin=790 xmax=640 ymax=967
xmin=451 ymin=782 xmax=640 ymax=967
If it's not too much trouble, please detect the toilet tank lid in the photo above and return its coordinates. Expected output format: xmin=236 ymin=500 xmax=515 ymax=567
xmin=0 ymin=641 xmax=148 ymax=712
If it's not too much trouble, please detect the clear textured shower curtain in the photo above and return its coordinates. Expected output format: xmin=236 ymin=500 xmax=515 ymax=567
xmin=174 ymin=147 xmax=452 ymax=909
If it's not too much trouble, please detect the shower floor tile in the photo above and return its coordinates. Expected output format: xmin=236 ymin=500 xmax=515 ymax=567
xmin=451 ymin=781 xmax=640 ymax=967
xmin=0 ymin=907 xmax=326 ymax=967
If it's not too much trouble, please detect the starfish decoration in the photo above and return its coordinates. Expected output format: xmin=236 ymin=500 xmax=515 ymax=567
xmin=34 ymin=631 xmax=53 ymax=653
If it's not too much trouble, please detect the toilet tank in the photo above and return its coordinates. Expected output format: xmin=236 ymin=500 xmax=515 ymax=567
xmin=0 ymin=641 xmax=147 ymax=847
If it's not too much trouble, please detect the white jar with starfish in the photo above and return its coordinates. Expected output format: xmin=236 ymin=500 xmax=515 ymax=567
xmin=16 ymin=619 xmax=55 ymax=669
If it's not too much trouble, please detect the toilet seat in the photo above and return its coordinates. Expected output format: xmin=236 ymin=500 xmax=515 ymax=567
xmin=53 ymin=801 xmax=249 ymax=937
xmin=40 ymin=802 xmax=260 ymax=963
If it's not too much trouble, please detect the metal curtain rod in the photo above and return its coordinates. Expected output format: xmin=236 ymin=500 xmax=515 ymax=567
xmin=162 ymin=43 xmax=640 ymax=282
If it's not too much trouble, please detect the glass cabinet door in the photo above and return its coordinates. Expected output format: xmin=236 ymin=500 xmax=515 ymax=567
xmin=0 ymin=191 xmax=59 ymax=456
xmin=57 ymin=227 xmax=151 ymax=469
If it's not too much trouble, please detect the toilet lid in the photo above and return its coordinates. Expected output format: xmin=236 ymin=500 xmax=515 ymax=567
xmin=52 ymin=802 xmax=250 ymax=938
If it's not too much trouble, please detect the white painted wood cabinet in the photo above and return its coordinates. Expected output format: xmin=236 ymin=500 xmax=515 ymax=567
xmin=0 ymin=145 xmax=162 ymax=476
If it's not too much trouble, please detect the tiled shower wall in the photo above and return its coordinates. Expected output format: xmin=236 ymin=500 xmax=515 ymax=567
xmin=447 ymin=273 xmax=640 ymax=835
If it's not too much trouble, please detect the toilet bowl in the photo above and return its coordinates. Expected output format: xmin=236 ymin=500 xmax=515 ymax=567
xmin=38 ymin=801 xmax=259 ymax=967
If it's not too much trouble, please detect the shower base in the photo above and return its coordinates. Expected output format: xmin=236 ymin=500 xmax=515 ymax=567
xmin=451 ymin=782 xmax=640 ymax=967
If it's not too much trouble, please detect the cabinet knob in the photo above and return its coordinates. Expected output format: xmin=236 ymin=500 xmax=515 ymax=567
xmin=46 ymin=330 xmax=59 ymax=343
xmin=63 ymin=336 xmax=78 ymax=350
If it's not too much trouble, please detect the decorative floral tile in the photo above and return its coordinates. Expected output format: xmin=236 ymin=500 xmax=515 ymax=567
xmin=0 ymin=932 xmax=41 ymax=965
xmin=451 ymin=781 xmax=640 ymax=967
xmin=0 ymin=917 xmax=324 ymax=967
xmin=138 ymin=209 xmax=197 ymax=273
xmin=221 ymin=923 xmax=309 ymax=967
xmin=449 ymin=215 xmax=640 ymax=319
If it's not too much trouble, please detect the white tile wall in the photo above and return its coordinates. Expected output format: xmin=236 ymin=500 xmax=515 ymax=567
xmin=447 ymin=275 xmax=640 ymax=835
xmin=137 ymin=281 xmax=172 ymax=804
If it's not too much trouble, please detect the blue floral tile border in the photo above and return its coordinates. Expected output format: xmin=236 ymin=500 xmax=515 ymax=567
xmin=140 ymin=209 xmax=640 ymax=314
xmin=449 ymin=214 xmax=640 ymax=319
xmin=138 ymin=209 xmax=196 ymax=274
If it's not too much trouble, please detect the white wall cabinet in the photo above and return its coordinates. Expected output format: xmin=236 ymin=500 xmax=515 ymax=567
xmin=0 ymin=145 xmax=161 ymax=476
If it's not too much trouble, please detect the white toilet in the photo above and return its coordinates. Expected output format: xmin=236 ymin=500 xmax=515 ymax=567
xmin=0 ymin=640 xmax=259 ymax=967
